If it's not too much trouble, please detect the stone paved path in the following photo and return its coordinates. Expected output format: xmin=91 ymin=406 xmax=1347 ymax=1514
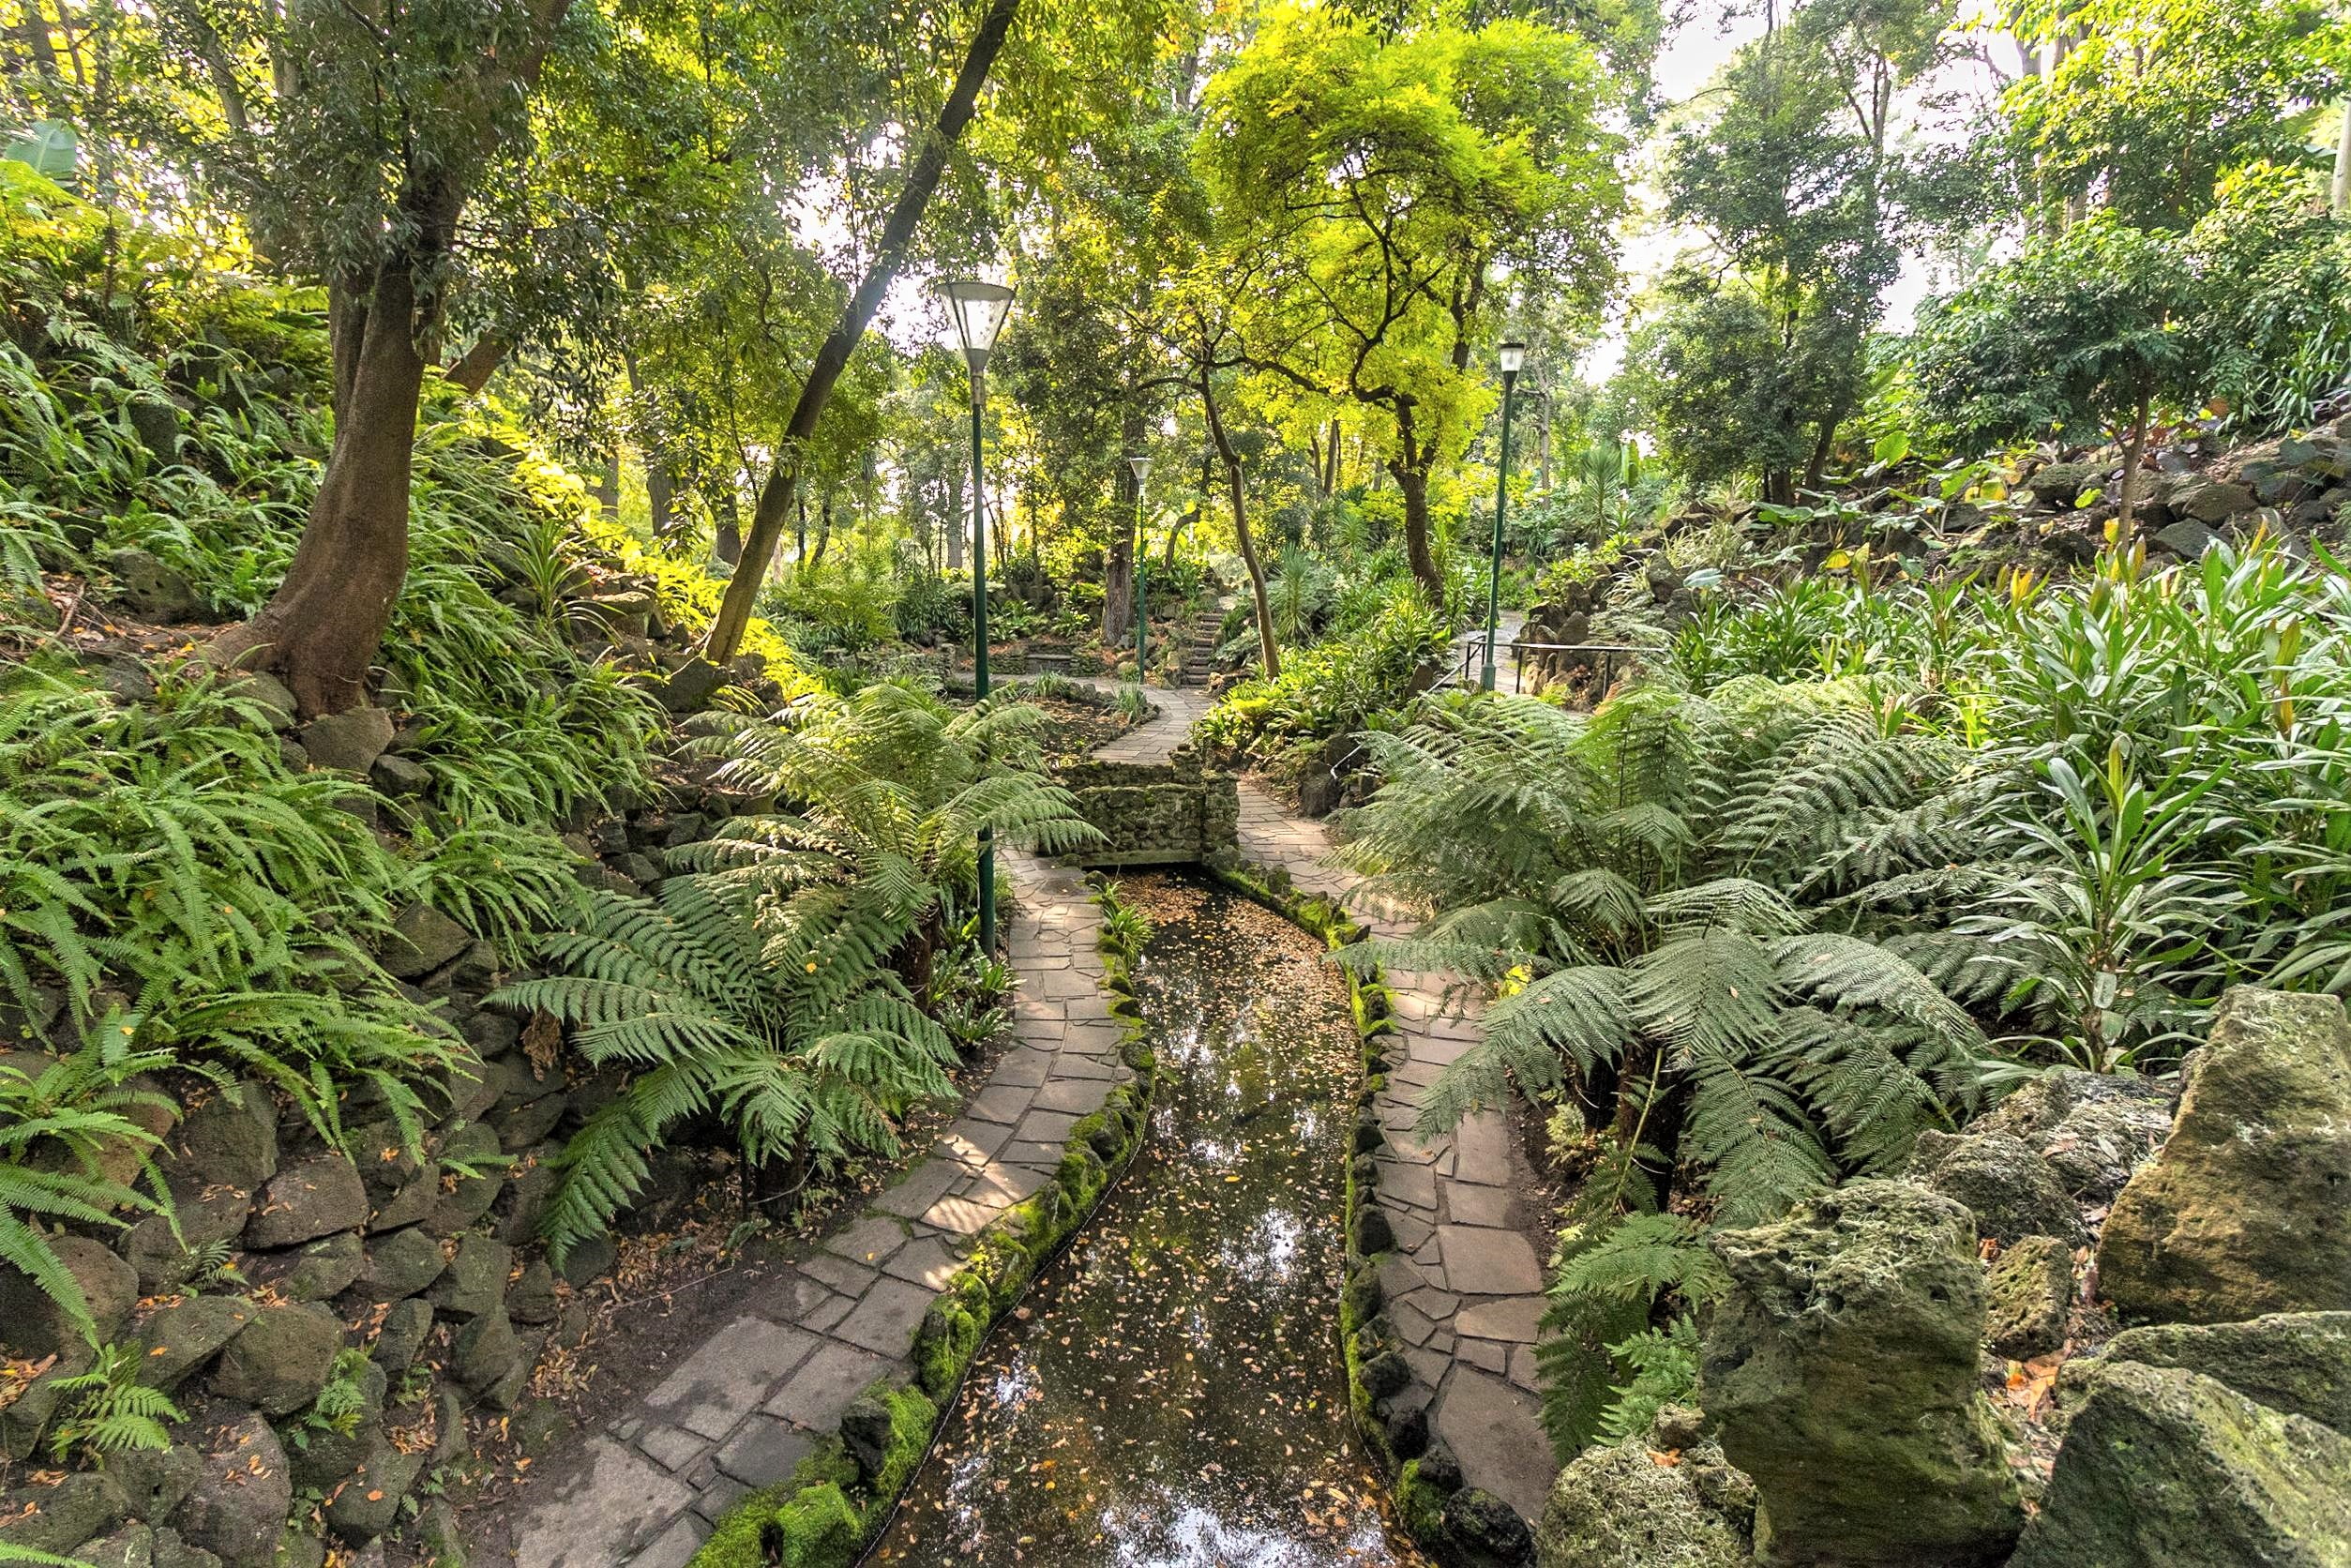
xmin=1233 ymin=787 xmax=1559 ymax=1525
xmin=498 ymin=851 xmax=1129 ymax=1568
xmin=1098 ymin=677 xmax=1558 ymax=1523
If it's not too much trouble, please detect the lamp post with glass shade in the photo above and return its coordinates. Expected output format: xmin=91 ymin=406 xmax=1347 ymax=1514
xmin=1482 ymin=340 xmax=1527 ymax=693
xmin=941 ymin=278 xmax=1015 ymax=954
xmin=1127 ymin=454 xmax=1153 ymax=678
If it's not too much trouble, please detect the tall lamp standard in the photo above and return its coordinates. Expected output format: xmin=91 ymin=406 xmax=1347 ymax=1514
xmin=1127 ymin=454 xmax=1153 ymax=678
xmin=942 ymin=278 xmax=1016 ymax=954
xmin=1482 ymin=340 xmax=1528 ymax=693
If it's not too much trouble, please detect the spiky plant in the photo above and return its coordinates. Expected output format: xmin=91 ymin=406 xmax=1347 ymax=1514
xmin=1334 ymin=681 xmax=1986 ymax=1452
xmin=498 ymin=685 xmax=1101 ymax=1261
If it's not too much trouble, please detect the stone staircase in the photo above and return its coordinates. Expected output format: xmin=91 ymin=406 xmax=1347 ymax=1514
xmin=1181 ymin=607 xmax=1224 ymax=686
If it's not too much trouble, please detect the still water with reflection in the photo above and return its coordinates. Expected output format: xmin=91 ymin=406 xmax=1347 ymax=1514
xmin=869 ymin=875 xmax=1426 ymax=1567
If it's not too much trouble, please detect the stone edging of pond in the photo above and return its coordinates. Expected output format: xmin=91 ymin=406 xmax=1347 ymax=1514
xmin=1206 ymin=860 xmax=1532 ymax=1568
xmin=684 ymin=878 xmax=1158 ymax=1568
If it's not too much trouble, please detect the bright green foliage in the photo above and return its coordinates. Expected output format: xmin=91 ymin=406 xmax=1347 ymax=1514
xmin=501 ymin=686 xmax=1099 ymax=1261
xmin=1196 ymin=585 xmax=1449 ymax=772
xmin=46 ymin=1342 xmax=184 ymax=1460
xmin=1597 ymin=1314 xmax=1702 ymax=1442
xmin=0 ymin=1040 xmax=170 ymax=1338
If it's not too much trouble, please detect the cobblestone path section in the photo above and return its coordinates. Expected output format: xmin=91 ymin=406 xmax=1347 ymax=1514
xmin=1235 ymin=785 xmax=1559 ymax=1527
xmin=502 ymin=851 xmax=1127 ymax=1568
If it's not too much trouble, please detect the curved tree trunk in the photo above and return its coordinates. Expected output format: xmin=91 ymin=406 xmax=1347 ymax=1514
xmin=1202 ymin=374 xmax=1278 ymax=679
xmin=1393 ymin=460 xmax=1441 ymax=600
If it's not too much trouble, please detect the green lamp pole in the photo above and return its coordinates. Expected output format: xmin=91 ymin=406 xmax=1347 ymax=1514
xmin=942 ymin=278 xmax=1015 ymax=954
xmin=1482 ymin=340 xmax=1527 ymax=693
xmin=1128 ymin=453 xmax=1153 ymax=679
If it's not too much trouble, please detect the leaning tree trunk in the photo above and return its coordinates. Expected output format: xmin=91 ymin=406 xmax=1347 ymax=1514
xmin=205 ymin=258 xmax=432 ymax=715
xmin=701 ymin=0 xmax=1021 ymax=661
xmin=1202 ymin=374 xmax=1278 ymax=679
xmin=2116 ymin=394 xmax=2151 ymax=546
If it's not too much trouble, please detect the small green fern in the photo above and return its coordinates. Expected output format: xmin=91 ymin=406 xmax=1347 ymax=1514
xmin=47 ymin=1342 xmax=184 ymax=1461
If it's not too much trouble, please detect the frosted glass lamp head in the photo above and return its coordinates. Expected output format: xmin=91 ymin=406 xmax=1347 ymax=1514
xmin=1498 ymin=340 xmax=1528 ymax=377
xmin=1127 ymin=454 xmax=1153 ymax=488
xmin=940 ymin=279 xmax=1015 ymax=370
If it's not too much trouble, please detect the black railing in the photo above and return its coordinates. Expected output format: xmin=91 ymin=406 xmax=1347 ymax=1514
xmin=1452 ymin=636 xmax=1645 ymax=697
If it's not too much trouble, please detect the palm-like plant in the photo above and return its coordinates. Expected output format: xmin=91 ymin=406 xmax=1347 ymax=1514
xmin=1335 ymin=682 xmax=1985 ymax=1450
xmin=496 ymin=686 xmax=1101 ymax=1261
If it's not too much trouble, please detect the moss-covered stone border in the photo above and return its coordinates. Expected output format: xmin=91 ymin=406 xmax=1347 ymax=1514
xmin=686 ymin=880 xmax=1159 ymax=1568
xmin=1207 ymin=860 xmax=1511 ymax=1567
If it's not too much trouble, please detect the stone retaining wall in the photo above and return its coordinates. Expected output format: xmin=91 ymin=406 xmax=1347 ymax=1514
xmin=1053 ymin=748 xmax=1239 ymax=869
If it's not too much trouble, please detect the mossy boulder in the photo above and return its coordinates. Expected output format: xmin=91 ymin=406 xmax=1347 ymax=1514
xmin=1978 ymin=1066 xmax=2170 ymax=1207
xmin=0 ymin=1231 xmax=139 ymax=1357
xmin=1984 ymin=1234 xmax=2073 ymax=1361
xmin=137 ymin=1295 xmax=258 ymax=1391
xmin=2088 ymin=1311 xmax=2351 ymax=1437
xmin=244 ymin=1154 xmax=368 ymax=1249
xmin=1699 ymin=1180 xmax=2023 ymax=1566
xmin=1536 ymin=1438 xmax=1756 ymax=1568
xmin=2098 ymin=987 xmax=2351 ymax=1324
xmin=1906 ymin=1129 xmax=2082 ymax=1246
xmin=0 ymin=1470 xmax=129 ymax=1557
xmin=177 ymin=1405 xmax=294 ymax=1567
xmin=207 ymin=1300 xmax=345 ymax=1416
xmin=2012 ymin=1360 xmax=2351 ymax=1568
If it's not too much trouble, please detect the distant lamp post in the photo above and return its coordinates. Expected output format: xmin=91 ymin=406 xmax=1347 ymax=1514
xmin=941 ymin=278 xmax=1015 ymax=954
xmin=1483 ymin=340 xmax=1527 ymax=694
xmin=1127 ymin=454 xmax=1153 ymax=678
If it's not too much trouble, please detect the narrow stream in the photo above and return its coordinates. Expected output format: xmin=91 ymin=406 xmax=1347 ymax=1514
xmin=870 ymin=874 xmax=1427 ymax=1566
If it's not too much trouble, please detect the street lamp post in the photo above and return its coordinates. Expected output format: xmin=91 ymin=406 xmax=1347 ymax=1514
xmin=1127 ymin=454 xmax=1153 ymax=679
xmin=942 ymin=278 xmax=1016 ymax=954
xmin=1483 ymin=340 xmax=1527 ymax=694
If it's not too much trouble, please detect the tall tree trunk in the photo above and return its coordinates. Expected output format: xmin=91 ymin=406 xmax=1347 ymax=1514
xmin=1103 ymin=517 xmax=1133 ymax=646
xmin=702 ymin=0 xmax=1020 ymax=661
xmin=204 ymin=260 xmax=430 ymax=715
xmin=794 ymin=495 xmax=808 ymax=567
xmin=1801 ymin=411 xmax=1840 ymax=494
xmin=812 ymin=492 xmax=833 ymax=565
xmin=1202 ymin=374 xmax=1278 ymax=679
xmin=624 ymin=352 xmax=677 ymax=540
xmin=1392 ymin=458 xmax=1441 ymax=600
xmin=2117 ymin=394 xmax=2150 ymax=545
xmin=714 ymin=487 xmax=743 ymax=566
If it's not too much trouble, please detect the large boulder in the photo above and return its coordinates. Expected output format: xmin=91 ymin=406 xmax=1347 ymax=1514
xmin=2091 ymin=1311 xmax=2351 ymax=1437
xmin=379 ymin=902 xmax=475 ymax=980
xmin=1975 ymin=1067 xmax=2170 ymax=1207
xmin=2098 ymin=988 xmax=2351 ymax=1324
xmin=0 ymin=1471 xmax=128 ymax=1557
xmin=136 ymin=1295 xmax=258 ymax=1392
xmin=1698 ymin=1180 xmax=2023 ymax=1566
xmin=0 ymin=1232 xmax=140 ymax=1358
xmin=206 ymin=1300 xmax=344 ymax=1416
xmin=425 ymin=1234 xmax=512 ymax=1319
xmin=1536 ymin=1434 xmax=1755 ymax=1568
xmin=2012 ymin=1360 xmax=2351 ymax=1568
xmin=1983 ymin=1234 xmax=2073 ymax=1361
xmin=176 ymin=1405 xmax=294 ymax=1567
xmin=172 ymin=1086 xmax=279 ymax=1194
xmin=105 ymin=548 xmax=204 ymax=623
xmin=356 ymin=1226 xmax=447 ymax=1302
xmin=244 ymin=1154 xmax=368 ymax=1249
xmin=296 ymin=707 xmax=396 ymax=774
xmin=1906 ymin=1130 xmax=2082 ymax=1245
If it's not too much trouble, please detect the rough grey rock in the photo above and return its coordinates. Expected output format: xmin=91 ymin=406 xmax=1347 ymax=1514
xmin=296 ymin=707 xmax=396 ymax=774
xmin=1537 ymin=1439 xmax=1756 ymax=1568
xmin=2171 ymin=477 xmax=2256 ymax=523
xmin=2151 ymin=520 xmax=2219 ymax=558
xmin=0 ymin=1231 xmax=139 ymax=1358
xmin=176 ymin=1406 xmax=294 ymax=1567
xmin=0 ymin=1471 xmax=128 ymax=1557
xmin=119 ymin=1187 xmax=253 ymax=1293
xmin=369 ymin=752 xmax=431 ymax=797
xmin=245 ymin=1154 xmax=368 ymax=1249
xmin=425 ymin=1119 xmax=507 ymax=1233
xmin=359 ymin=1226 xmax=447 ymax=1301
xmin=136 ymin=1295 xmax=258 ymax=1391
xmin=1906 ymin=1129 xmax=2083 ymax=1246
xmin=2099 ymin=987 xmax=2351 ymax=1324
xmin=111 ymin=1439 xmax=203 ymax=1519
xmin=427 ymin=1234 xmax=512 ymax=1319
xmin=206 ymin=1300 xmax=344 ymax=1416
xmin=71 ymin=1523 xmax=157 ymax=1568
xmin=1699 ymin=1180 xmax=2023 ymax=1566
xmin=173 ymin=1085 xmax=279 ymax=1194
xmin=380 ymin=902 xmax=475 ymax=980
xmin=1978 ymin=1067 xmax=2170 ymax=1207
xmin=2091 ymin=1311 xmax=2351 ymax=1437
xmin=287 ymin=1360 xmax=388 ymax=1494
xmin=656 ymin=656 xmax=728 ymax=715
xmin=449 ymin=1308 xmax=526 ymax=1408
xmin=253 ymin=1230 xmax=365 ymax=1302
xmin=321 ymin=1428 xmax=427 ymax=1544
xmin=222 ymin=671 xmax=297 ymax=731
xmin=1443 ymin=1485 xmax=1537 ymax=1565
xmin=506 ymin=1259 xmax=559 ymax=1326
xmin=2026 ymin=460 xmax=2102 ymax=509
xmin=368 ymin=1298 xmax=434 ymax=1377
xmin=105 ymin=548 xmax=204 ymax=623
xmin=2012 ymin=1361 xmax=2351 ymax=1568
xmin=1984 ymin=1234 xmax=2073 ymax=1361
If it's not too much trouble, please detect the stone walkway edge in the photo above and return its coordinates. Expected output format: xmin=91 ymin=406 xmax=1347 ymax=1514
xmin=503 ymin=857 xmax=1154 ymax=1568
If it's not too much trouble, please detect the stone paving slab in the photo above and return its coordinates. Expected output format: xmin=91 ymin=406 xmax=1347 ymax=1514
xmin=500 ymin=846 xmax=1129 ymax=1566
xmin=1231 ymin=776 xmax=1560 ymax=1526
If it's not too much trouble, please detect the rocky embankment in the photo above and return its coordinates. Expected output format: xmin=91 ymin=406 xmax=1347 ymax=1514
xmin=1535 ymin=986 xmax=2351 ymax=1568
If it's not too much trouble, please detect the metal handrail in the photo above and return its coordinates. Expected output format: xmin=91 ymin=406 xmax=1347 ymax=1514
xmin=1453 ymin=636 xmax=1644 ymax=696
